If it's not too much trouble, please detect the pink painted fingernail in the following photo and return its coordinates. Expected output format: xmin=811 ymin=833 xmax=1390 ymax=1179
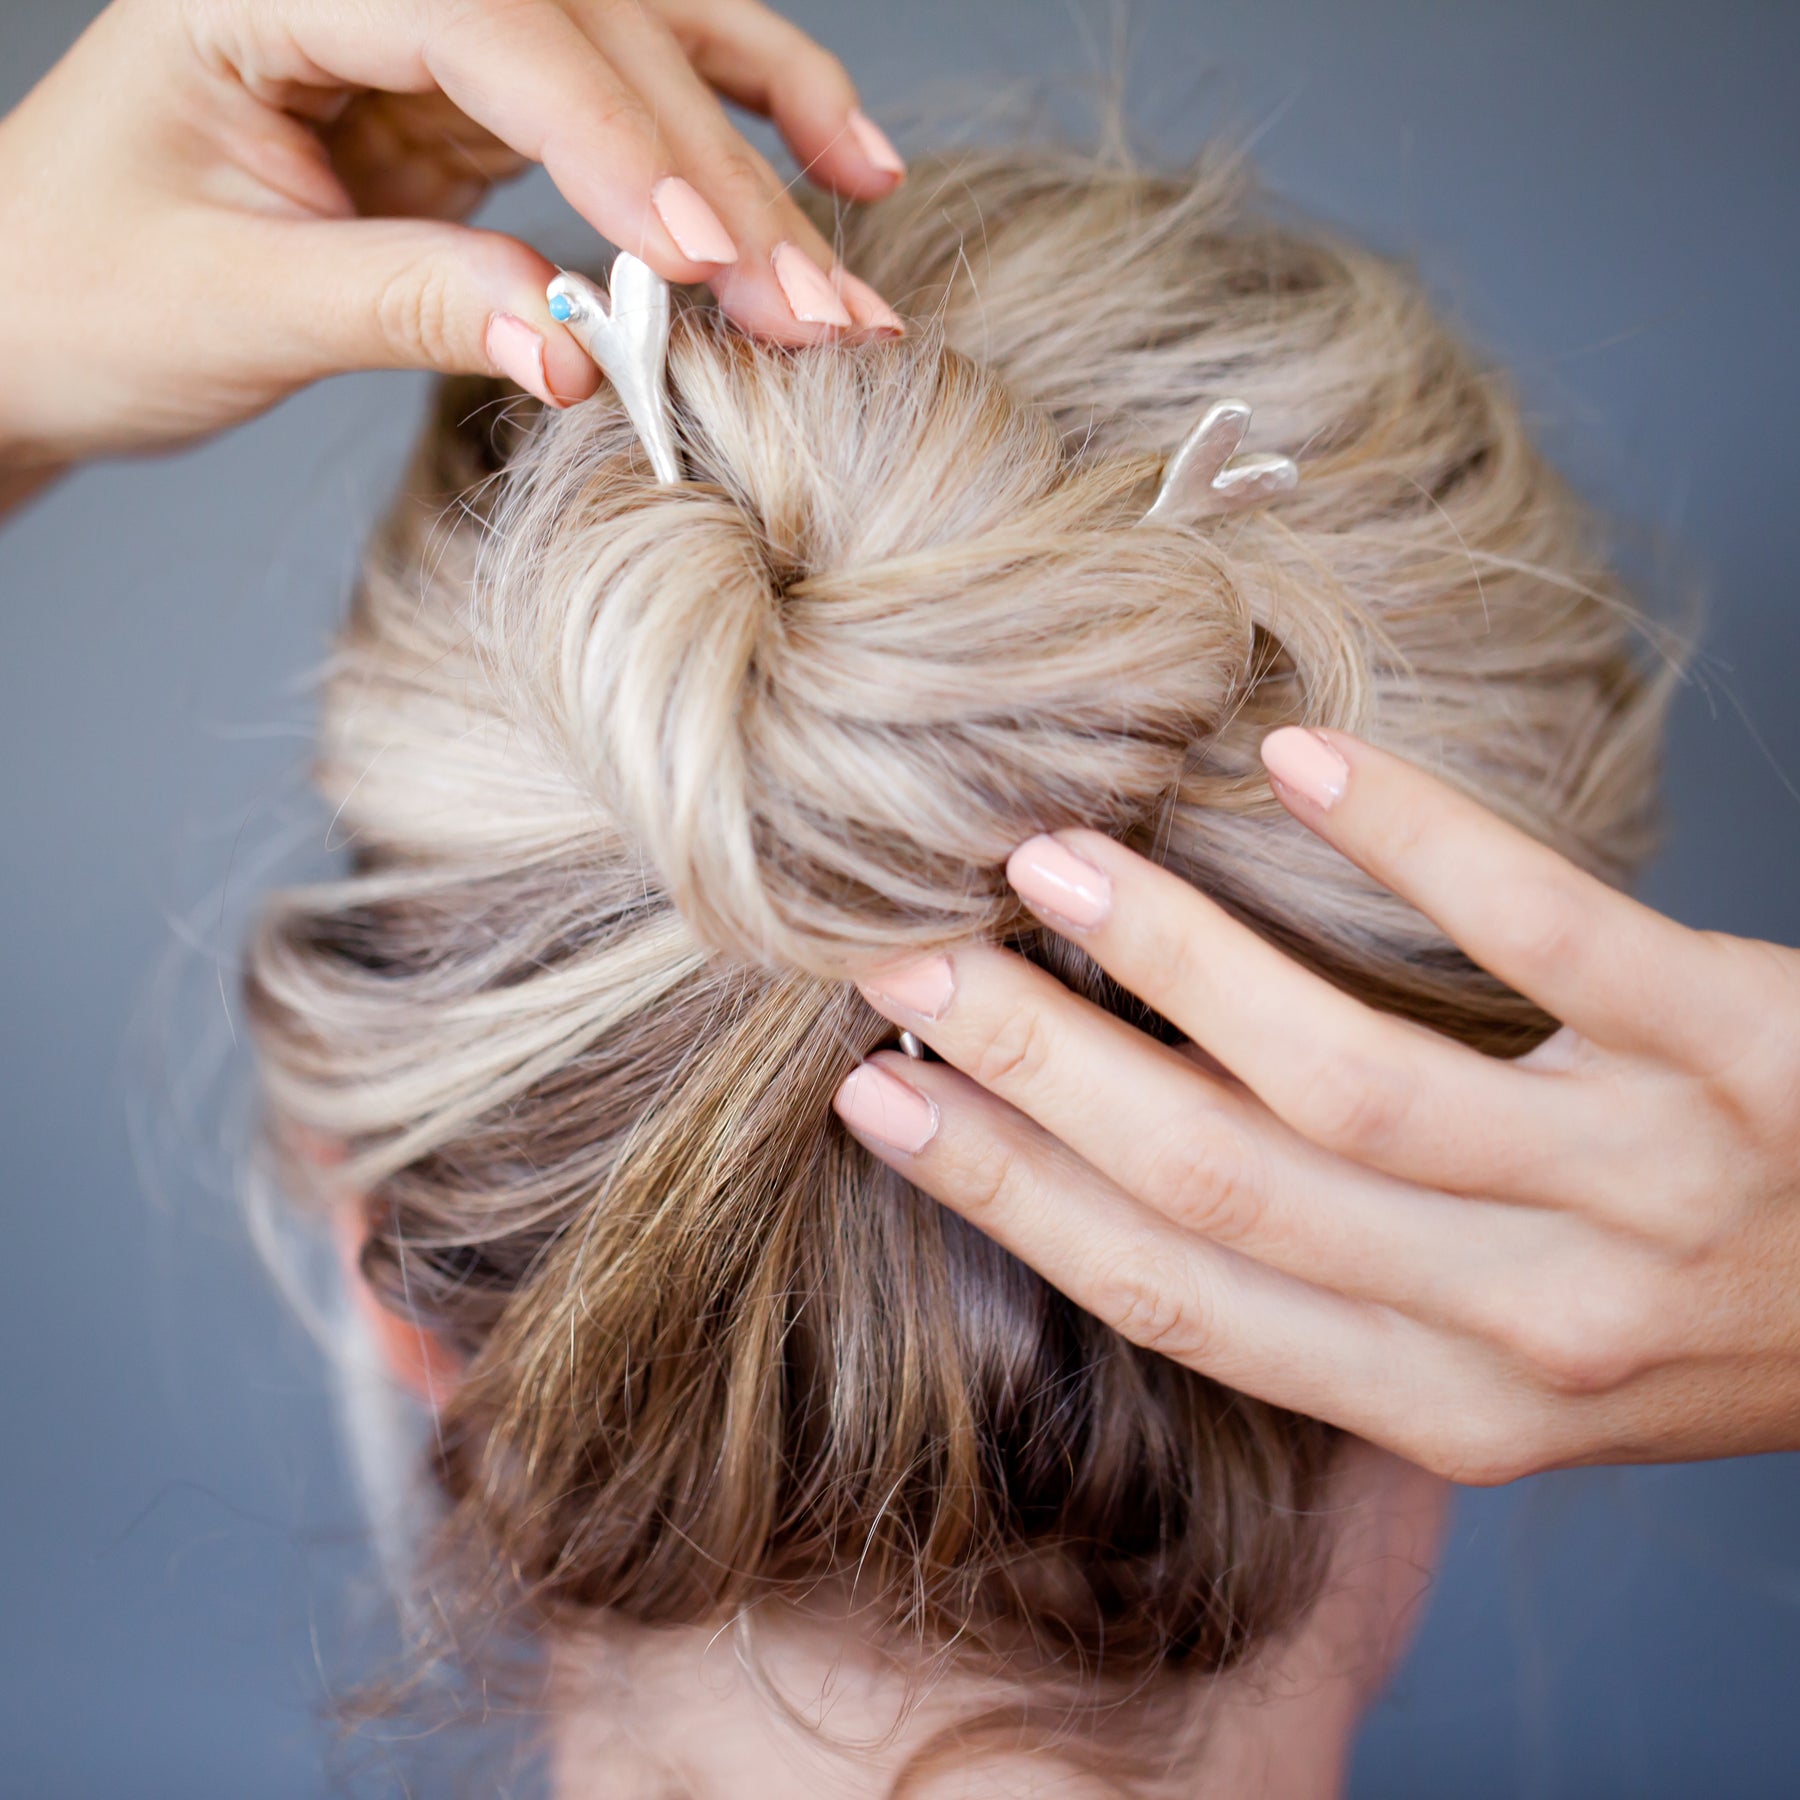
xmin=863 ymin=954 xmax=955 ymax=1021
xmin=1260 ymin=727 xmax=1349 ymax=809
xmin=652 ymin=176 xmax=739 ymax=265
xmin=836 ymin=269 xmax=905 ymax=336
xmin=485 ymin=313 xmax=561 ymax=408
xmin=1006 ymin=836 xmax=1113 ymax=929
xmin=833 ymin=1061 xmax=939 ymax=1154
xmin=772 ymin=242 xmax=853 ymax=326
xmin=847 ymin=109 xmax=907 ymax=178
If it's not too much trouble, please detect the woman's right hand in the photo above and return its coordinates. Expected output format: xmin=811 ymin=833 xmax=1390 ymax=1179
xmin=0 ymin=0 xmax=904 ymax=473
xmin=841 ymin=732 xmax=1800 ymax=1486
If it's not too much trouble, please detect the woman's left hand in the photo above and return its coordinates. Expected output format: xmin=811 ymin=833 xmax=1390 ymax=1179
xmin=837 ymin=728 xmax=1800 ymax=1485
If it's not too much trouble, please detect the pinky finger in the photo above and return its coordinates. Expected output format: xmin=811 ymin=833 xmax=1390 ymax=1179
xmin=834 ymin=1051 xmax=1536 ymax=1484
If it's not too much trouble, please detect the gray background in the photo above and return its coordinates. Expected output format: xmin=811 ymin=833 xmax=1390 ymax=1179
xmin=3 ymin=1 xmax=1798 ymax=1794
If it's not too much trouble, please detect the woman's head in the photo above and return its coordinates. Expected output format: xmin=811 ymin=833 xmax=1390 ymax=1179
xmin=246 ymin=145 xmax=1665 ymax=1787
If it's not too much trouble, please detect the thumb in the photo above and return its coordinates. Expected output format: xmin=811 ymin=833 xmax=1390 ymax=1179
xmin=252 ymin=217 xmax=601 ymax=406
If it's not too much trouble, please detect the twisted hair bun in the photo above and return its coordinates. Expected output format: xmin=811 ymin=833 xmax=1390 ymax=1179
xmin=494 ymin=331 xmax=1261 ymax=971
xmin=245 ymin=145 xmax=1666 ymax=1760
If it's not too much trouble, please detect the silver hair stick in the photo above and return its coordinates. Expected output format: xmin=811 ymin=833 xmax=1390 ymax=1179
xmin=546 ymin=253 xmax=684 ymax=485
xmin=1142 ymin=398 xmax=1298 ymax=524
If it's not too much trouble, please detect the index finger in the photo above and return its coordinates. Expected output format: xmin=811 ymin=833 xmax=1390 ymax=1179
xmin=1259 ymin=728 xmax=1723 ymax=1060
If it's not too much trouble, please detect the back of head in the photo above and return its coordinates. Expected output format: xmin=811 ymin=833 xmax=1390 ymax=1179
xmin=245 ymin=144 xmax=1664 ymax=1779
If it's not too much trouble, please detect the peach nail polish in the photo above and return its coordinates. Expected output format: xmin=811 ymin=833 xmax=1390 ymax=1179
xmin=833 ymin=1062 xmax=939 ymax=1154
xmin=836 ymin=269 xmax=905 ymax=336
xmin=1261 ymin=727 xmax=1349 ymax=809
xmin=652 ymin=176 xmax=738 ymax=265
xmin=485 ymin=313 xmax=561 ymax=408
xmin=1006 ymin=836 xmax=1113 ymax=929
xmin=772 ymin=243 xmax=853 ymax=326
xmin=864 ymin=955 xmax=955 ymax=1021
xmin=847 ymin=109 xmax=907 ymax=178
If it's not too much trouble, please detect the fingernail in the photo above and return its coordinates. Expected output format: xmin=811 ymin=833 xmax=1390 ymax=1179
xmin=652 ymin=176 xmax=738 ymax=265
xmin=836 ymin=269 xmax=905 ymax=337
xmin=485 ymin=312 xmax=560 ymax=408
xmin=847 ymin=109 xmax=907 ymax=179
xmin=1006 ymin=835 xmax=1113 ymax=930
xmin=772 ymin=243 xmax=853 ymax=326
xmin=1260 ymin=727 xmax=1349 ymax=809
xmin=833 ymin=1061 xmax=940 ymax=1154
xmin=863 ymin=954 xmax=955 ymax=1021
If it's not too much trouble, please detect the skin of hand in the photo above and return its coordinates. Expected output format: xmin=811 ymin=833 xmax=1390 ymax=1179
xmin=837 ymin=727 xmax=1800 ymax=1486
xmin=0 ymin=0 xmax=906 ymax=477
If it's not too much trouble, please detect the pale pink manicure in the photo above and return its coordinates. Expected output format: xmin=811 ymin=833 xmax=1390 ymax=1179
xmin=833 ymin=1062 xmax=939 ymax=1154
xmin=836 ymin=269 xmax=905 ymax=336
xmin=772 ymin=243 xmax=853 ymax=326
xmin=485 ymin=313 xmax=561 ymax=408
xmin=652 ymin=176 xmax=738 ymax=265
xmin=1006 ymin=836 xmax=1113 ymax=930
xmin=863 ymin=954 xmax=955 ymax=1021
xmin=847 ymin=109 xmax=907 ymax=178
xmin=1261 ymin=727 xmax=1349 ymax=809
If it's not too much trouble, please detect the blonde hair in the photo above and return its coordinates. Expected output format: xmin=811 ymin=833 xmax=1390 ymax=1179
xmin=245 ymin=143 xmax=1666 ymax=1768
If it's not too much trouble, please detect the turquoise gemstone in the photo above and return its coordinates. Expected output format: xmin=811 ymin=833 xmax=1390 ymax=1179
xmin=548 ymin=294 xmax=574 ymax=323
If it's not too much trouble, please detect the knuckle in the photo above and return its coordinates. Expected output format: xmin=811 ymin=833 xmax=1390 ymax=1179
xmin=953 ymin=1132 xmax=1031 ymax=1226
xmin=600 ymin=90 xmax=661 ymax=148
xmin=704 ymin=145 xmax=776 ymax=201
xmin=1698 ymin=956 xmax=1800 ymax=1138
xmin=1494 ymin=876 xmax=1587 ymax=982
xmin=661 ymin=8 xmax=728 ymax=66
xmin=971 ymin=1002 xmax=1056 ymax=1098
xmin=1635 ymin=1168 xmax=1730 ymax=1259
xmin=1149 ymin=908 xmax=1213 ymax=1008
xmin=1091 ymin=1253 xmax=1211 ymax=1364
xmin=818 ymin=50 xmax=856 ymax=97
xmin=1364 ymin=799 xmax=1435 ymax=884
xmin=1423 ymin=1418 xmax=1538 ymax=1488
xmin=1576 ymin=1079 xmax=1729 ymax=1256
xmin=1295 ymin=1048 xmax=1415 ymax=1160
xmin=1500 ymin=1267 xmax=1664 ymax=1395
xmin=377 ymin=254 xmax=458 ymax=367
xmin=1139 ymin=1114 xmax=1264 ymax=1243
xmin=549 ymin=54 xmax=658 ymax=148
xmin=787 ymin=41 xmax=855 ymax=101
xmin=1734 ymin=1040 xmax=1800 ymax=1137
